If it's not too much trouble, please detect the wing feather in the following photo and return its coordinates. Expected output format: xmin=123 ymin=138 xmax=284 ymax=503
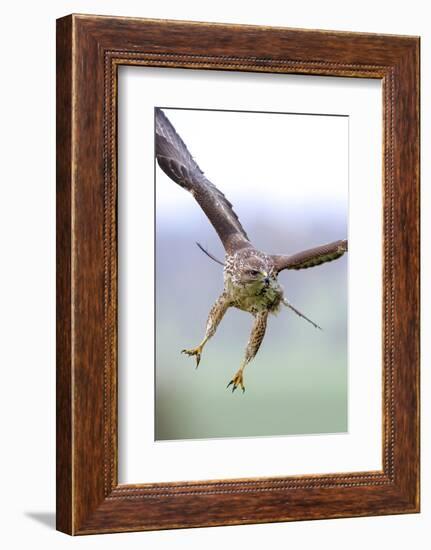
xmin=272 ymin=240 xmax=347 ymax=272
xmin=155 ymin=108 xmax=250 ymax=254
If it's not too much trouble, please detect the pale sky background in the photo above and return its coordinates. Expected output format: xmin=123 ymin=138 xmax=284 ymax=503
xmin=156 ymin=108 xmax=348 ymax=234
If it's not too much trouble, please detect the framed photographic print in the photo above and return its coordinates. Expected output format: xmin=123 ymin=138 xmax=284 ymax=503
xmin=56 ymin=14 xmax=420 ymax=535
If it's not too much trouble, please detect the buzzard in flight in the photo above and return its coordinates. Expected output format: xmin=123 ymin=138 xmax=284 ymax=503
xmin=155 ymin=108 xmax=347 ymax=393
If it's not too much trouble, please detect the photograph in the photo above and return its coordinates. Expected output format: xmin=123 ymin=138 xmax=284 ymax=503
xmin=154 ymin=107 xmax=349 ymax=441
xmin=0 ymin=0 xmax=423 ymax=544
xmin=50 ymin=6 xmax=420 ymax=540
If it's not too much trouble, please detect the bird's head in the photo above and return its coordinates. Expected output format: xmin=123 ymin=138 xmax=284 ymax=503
xmin=240 ymin=256 xmax=274 ymax=288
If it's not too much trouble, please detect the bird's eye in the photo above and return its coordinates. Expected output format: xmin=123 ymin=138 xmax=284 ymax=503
xmin=248 ymin=269 xmax=260 ymax=276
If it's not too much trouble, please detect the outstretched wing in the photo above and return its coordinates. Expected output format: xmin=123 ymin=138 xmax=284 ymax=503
xmin=272 ymin=239 xmax=347 ymax=272
xmin=155 ymin=108 xmax=250 ymax=254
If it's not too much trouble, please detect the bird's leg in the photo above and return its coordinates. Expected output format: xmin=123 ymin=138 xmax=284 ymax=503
xmin=182 ymin=292 xmax=230 ymax=368
xmin=227 ymin=311 xmax=268 ymax=393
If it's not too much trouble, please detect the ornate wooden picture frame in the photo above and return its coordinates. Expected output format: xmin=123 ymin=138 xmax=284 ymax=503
xmin=56 ymin=14 xmax=420 ymax=535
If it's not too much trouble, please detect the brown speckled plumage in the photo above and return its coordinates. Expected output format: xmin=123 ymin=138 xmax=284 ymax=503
xmin=155 ymin=108 xmax=348 ymax=392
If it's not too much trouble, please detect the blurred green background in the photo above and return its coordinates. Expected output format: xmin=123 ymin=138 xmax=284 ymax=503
xmin=155 ymin=110 xmax=347 ymax=441
xmin=155 ymin=214 xmax=347 ymax=440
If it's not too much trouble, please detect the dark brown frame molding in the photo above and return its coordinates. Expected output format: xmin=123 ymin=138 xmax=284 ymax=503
xmin=56 ymin=14 xmax=420 ymax=535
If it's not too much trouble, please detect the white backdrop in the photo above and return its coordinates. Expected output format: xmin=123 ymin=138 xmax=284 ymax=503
xmin=0 ymin=1 xmax=428 ymax=549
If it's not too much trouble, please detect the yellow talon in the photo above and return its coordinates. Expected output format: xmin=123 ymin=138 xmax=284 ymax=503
xmin=181 ymin=345 xmax=203 ymax=368
xmin=227 ymin=369 xmax=245 ymax=393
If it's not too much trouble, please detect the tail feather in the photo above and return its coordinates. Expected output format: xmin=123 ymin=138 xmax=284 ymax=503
xmin=283 ymin=299 xmax=322 ymax=330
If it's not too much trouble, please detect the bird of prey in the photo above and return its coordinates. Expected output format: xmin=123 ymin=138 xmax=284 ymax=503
xmin=155 ymin=108 xmax=347 ymax=393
